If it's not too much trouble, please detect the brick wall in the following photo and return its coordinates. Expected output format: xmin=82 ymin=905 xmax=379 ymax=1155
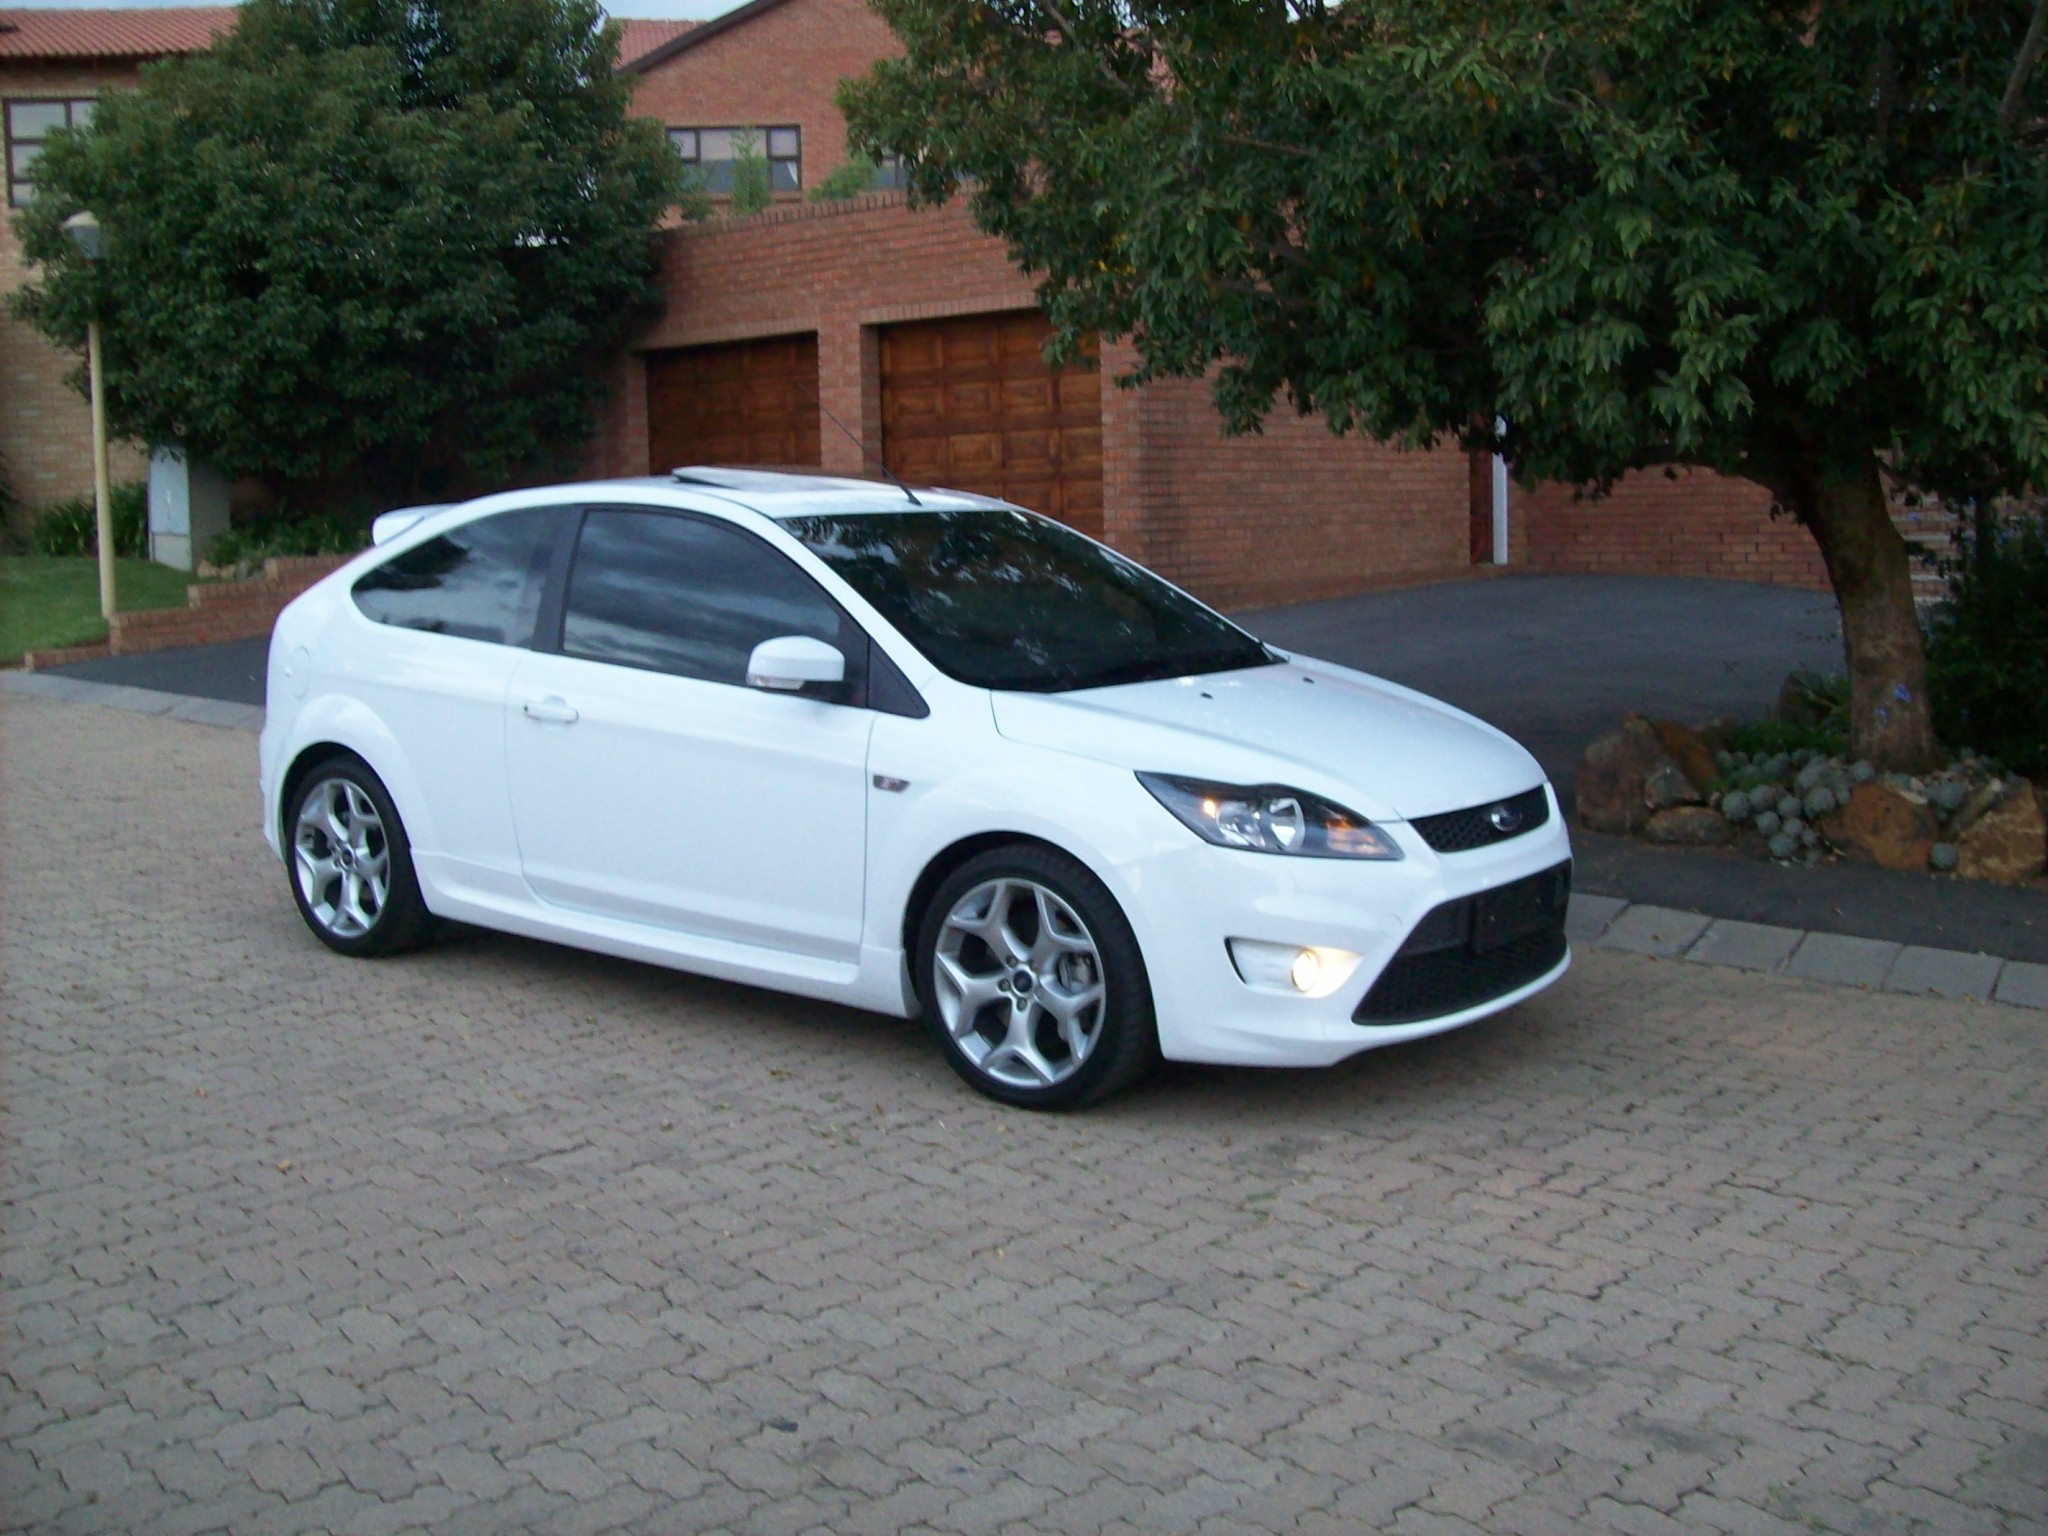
xmin=590 ymin=194 xmax=1473 ymax=612
xmin=1 ymin=60 xmax=151 ymax=541
xmin=1515 ymin=466 xmax=1830 ymax=589
xmin=20 ymin=553 xmax=350 ymax=668
xmin=1113 ymin=362 xmax=1471 ymax=609
xmin=624 ymin=0 xmax=902 ymax=207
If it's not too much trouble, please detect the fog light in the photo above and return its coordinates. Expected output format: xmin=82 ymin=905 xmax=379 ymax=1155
xmin=1228 ymin=939 xmax=1363 ymax=999
xmin=1289 ymin=948 xmax=1321 ymax=992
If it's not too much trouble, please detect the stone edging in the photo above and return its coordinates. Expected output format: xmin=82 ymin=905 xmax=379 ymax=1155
xmin=4 ymin=669 xmax=2044 ymax=1015
xmin=1566 ymin=894 xmax=2047 ymax=1012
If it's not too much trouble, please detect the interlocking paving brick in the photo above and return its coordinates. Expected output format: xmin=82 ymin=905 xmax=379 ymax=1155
xmin=1990 ymin=959 xmax=2048 ymax=1011
xmin=1883 ymin=945 xmax=2004 ymax=1001
xmin=1683 ymin=920 xmax=1803 ymax=973
xmin=2 ymin=693 xmax=2044 ymax=1536
xmin=1565 ymin=894 xmax=1629 ymax=944
xmin=1596 ymin=904 xmax=1713 ymax=957
xmin=1784 ymin=931 xmax=1903 ymax=988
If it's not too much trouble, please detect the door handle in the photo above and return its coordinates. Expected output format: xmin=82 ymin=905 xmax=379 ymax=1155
xmin=522 ymin=697 xmax=579 ymax=725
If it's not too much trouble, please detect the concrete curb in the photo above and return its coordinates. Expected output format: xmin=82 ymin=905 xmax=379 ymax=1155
xmin=7 ymin=669 xmax=2044 ymax=1015
xmin=1567 ymin=895 xmax=2048 ymax=1013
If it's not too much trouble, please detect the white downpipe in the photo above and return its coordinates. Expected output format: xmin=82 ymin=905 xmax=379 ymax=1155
xmin=1490 ymin=416 xmax=1509 ymax=565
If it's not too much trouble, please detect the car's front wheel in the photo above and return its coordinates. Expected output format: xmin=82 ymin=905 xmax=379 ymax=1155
xmin=285 ymin=754 xmax=437 ymax=957
xmin=915 ymin=844 xmax=1157 ymax=1109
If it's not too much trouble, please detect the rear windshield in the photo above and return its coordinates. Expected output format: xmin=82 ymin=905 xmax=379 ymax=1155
xmin=780 ymin=507 xmax=1274 ymax=692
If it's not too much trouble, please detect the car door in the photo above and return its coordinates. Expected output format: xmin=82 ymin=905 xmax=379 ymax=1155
xmin=344 ymin=505 xmax=562 ymax=890
xmin=504 ymin=506 xmax=874 ymax=961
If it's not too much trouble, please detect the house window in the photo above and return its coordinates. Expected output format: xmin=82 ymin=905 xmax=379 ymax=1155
xmin=669 ymin=126 xmax=802 ymax=194
xmin=6 ymin=98 xmax=96 ymax=208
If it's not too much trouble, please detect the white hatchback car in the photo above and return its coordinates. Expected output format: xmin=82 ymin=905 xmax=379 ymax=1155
xmin=261 ymin=468 xmax=1571 ymax=1108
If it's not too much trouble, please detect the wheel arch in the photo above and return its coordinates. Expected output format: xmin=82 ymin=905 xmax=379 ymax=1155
xmin=899 ymin=831 xmax=1082 ymax=964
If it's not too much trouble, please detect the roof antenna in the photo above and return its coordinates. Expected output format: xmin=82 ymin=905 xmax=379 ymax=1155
xmin=795 ymin=381 xmax=920 ymax=506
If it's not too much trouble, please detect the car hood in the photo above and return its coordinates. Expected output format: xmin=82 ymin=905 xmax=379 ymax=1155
xmin=990 ymin=655 xmax=1545 ymax=824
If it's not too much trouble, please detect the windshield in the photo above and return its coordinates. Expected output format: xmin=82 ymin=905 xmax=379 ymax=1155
xmin=780 ymin=508 xmax=1275 ymax=693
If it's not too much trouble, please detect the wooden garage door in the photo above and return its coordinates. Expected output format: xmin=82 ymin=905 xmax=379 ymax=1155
xmin=880 ymin=311 xmax=1103 ymax=536
xmin=645 ymin=334 xmax=821 ymax=472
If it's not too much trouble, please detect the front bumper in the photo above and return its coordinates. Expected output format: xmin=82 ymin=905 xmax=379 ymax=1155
xmin=1122 ymin=787 xmax=1574 ymax=1067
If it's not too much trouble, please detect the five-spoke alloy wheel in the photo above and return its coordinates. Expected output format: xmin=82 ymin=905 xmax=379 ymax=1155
xmin=916 ymin=844 xmax=1156 ymax=1108
xmin=285 ymin=754 xmax=436 ymax=957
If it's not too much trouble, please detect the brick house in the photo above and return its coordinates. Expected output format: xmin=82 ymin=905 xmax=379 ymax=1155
xmin=0 ymin=9 xmax=693 ymax=546
xmin=0 ymin=7 xmax=234 ymax=536
xmin=597 ymin=0 xmax=1831 ymax=611
xmin=3 ymin=0 xmax=1835 ymax=608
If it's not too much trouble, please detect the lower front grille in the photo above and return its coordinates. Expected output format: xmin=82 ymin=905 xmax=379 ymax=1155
xmin=1354 ymin=861 xmax=1571 ymax=1026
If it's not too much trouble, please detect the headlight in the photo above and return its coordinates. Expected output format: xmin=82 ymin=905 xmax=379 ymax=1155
xmin=1136 ymin=773 xmax=1403 ymax=860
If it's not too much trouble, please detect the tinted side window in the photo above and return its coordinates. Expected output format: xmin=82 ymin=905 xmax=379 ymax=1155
xmin=352 ymin=509 xmax=557 ymax=646
xmin=562 ymin=510 xmax=842 ymax=685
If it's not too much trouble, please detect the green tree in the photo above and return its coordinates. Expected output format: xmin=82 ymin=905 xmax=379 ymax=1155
xmin=11 ymin=0 xmax=694 ymax=505
xmin=727 ymin=127 xmax=775 ymax=215
xmin=843 ymin=0 xmax=2048 ymax=769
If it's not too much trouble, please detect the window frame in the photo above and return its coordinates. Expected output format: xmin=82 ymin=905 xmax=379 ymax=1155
xmin=540 ymin=505 xmax=873 ymax=706
xmin=667 ymin=124 xmax=802 ymax=196
xmin=5 ymin=96 xmax=97 ymax=209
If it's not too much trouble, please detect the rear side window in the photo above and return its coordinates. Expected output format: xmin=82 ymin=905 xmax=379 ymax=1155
xmin=561 ymin=510 xmax=842 ymax=685
xmin=352 ymin=509 xmax=557 ymax=645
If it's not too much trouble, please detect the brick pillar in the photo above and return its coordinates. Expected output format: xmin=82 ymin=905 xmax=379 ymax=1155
xmin=816 ymin=320 xmax=866 ymax=475
xmin=1098 ymin=336 xmax=1145 ymax=561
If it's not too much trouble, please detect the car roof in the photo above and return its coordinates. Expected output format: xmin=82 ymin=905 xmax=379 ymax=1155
xmin=662 ymin=466 xmax=1004 ymax=517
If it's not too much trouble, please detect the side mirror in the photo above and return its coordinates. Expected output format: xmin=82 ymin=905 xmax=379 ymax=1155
xmin=745 ymin=635 xmax=846 ymax=693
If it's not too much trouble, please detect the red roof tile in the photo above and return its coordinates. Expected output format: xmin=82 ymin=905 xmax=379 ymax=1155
xmin=0 ymin=7 xmax=237 ymax=61
xmin=614 ymin=17 xmax=695 ymax=67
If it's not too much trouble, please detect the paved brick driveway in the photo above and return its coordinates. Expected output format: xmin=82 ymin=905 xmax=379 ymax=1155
xmin=3 ymin=694 xmax=2044 ymax=1536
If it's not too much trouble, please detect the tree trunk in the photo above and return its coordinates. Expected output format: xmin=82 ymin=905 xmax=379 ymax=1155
xmin=1802 ymin=455 xmax=1942 ymax=771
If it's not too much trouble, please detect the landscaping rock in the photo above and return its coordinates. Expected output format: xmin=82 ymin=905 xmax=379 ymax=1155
xmin=1652 ymin=720 xmax=1719 ymax=794
xmin=1821 ymin=781 xmax=1938 ymax=872
xmin=1642 ymin=807 xmax=1733 ymax=847
xmin=1955 ymin=779 xmax=2046 ymax=885
xmin=1644 ymin=763 xmax=1703 ymax=811
xmin=1577 ymin=715 xmax=1674 ymax=835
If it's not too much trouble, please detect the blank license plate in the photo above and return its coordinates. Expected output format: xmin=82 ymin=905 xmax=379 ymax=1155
xmin=1473 ymin=872 xmax=1563 ymax=952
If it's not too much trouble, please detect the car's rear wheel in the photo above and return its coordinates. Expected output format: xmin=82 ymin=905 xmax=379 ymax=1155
xmin=915 ymin=844 xmax=1157 ymax=1109
xmin=285 ymin=754 xmax=437 ymax=957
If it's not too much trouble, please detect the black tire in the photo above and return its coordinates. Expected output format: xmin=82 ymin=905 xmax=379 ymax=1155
xmin=913 ymin=843 xmax=1158 ymax=1109
xmin=283 ymin=753 xmax=438 ymax=957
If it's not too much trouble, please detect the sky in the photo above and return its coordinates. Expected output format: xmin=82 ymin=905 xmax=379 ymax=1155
xmin=0 ymin=0 xmax=748 ymax=15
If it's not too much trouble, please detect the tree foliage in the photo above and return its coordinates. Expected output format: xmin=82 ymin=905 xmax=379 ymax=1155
xmin=726 ymin=128 xmax=776 ymax=215
xmin=843 ymin=0 xmax=2048 ymax=768
xmin=11 ymin=0 xmax=692 ymax=502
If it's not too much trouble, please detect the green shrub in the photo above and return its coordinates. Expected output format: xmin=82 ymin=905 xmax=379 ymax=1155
xmin=809 ymin=154 xmax=883 ymax=202
xmin=727 ymin=128 xmax=774 ymax=215
xmin=1924 ymin=512 xmax=2048 ymax=777
xmin=205 ymin=504 xmax=368 ymax=569
xmin=30 ymin=482 xmax=148 ymax=558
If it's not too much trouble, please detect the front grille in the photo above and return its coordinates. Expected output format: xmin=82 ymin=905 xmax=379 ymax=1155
xmin=1354 ymin=861 xmax=1571 ymax=1026
xmin=1409 ymin=785 xmax=1550 ymax=854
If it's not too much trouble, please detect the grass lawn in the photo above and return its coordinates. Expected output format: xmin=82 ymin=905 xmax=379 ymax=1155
xmin=0 ymin=556 xmax=203 ymax=666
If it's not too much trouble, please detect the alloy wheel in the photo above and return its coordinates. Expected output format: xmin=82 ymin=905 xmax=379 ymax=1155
xmin=293 ymin=776 xmax=391 ymax=940
xmin=933 ymin=877 xmax=1107 ymax=1089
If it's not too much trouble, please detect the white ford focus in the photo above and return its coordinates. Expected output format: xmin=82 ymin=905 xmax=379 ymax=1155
xmin=260 ymin=468 xmax=1571 ymax=1108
